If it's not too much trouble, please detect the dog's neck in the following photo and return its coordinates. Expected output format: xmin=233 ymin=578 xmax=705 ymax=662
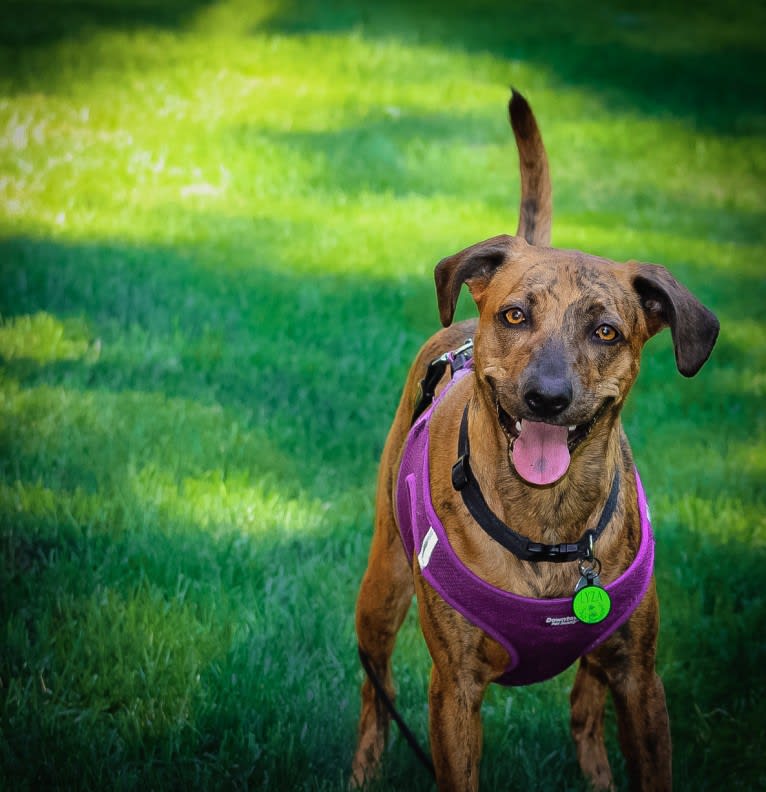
xmin=466 ymin=388 xmax=624 ymax=546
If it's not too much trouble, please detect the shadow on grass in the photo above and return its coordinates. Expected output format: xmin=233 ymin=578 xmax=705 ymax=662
xmin=1 ymin=231 xmax=763 ymax=500
xmin=3 ymin=0 xmax=764 ymax=139
xmin=234 ymin=109 xmax=766 ymax=249
xmin=0 ymin=232 xmax=437 ymax=499
xmin=226 ymin=110 xmax=508 ymax=202
xmin=1 ymin=471 xmax=764 ymax=790
xmin=258 ymin=0 xmax=766 ymax=135
xmin=0 ymin=504 xmax=363 ymax=789
xmin=0 ymin=0 xmax=216 ymax=47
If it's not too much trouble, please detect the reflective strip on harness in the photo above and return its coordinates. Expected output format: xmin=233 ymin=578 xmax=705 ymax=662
xmin=417 ymin=526 xmax=439 ymax=569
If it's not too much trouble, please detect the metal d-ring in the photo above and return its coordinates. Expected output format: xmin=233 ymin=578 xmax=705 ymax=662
xmin=578 ymin=556 xmax=602 ymax=578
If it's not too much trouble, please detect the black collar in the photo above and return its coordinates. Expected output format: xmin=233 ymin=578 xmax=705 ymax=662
xmin=451 ymin=404 xmax=620 ymax=563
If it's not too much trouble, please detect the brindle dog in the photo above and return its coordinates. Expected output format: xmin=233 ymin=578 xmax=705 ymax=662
xmin=351 ymin=92 xmax=718 ymax=791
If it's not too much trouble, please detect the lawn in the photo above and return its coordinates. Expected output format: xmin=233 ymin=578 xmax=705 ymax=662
xmin=1 ymin=1 xmax=764 ymax=789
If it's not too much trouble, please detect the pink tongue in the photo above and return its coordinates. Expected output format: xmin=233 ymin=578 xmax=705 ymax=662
xmin=512 ymin=420 xmax=571 ymax=485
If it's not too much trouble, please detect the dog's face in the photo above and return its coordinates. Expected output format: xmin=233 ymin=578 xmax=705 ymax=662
xmin=435 ymin=234 xmax=719 ymax=485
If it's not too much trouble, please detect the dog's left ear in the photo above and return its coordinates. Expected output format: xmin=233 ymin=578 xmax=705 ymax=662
xmin=434 ymin=234 xmax=523 ymax=326
xmin=632 ymin=263 xmax=720 ymax=377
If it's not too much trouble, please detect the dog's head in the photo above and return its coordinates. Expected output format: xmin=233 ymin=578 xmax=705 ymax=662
xmin=435 ymin=234 xmax=719 ymax=485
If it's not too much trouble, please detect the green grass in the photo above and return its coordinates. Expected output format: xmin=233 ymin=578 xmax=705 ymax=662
xmin=1 ymin=1 xmax=765 ymax=789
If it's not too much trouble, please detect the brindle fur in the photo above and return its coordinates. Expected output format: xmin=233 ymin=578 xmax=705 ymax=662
xmin=351 ymin=92 xmax=718 ymax=791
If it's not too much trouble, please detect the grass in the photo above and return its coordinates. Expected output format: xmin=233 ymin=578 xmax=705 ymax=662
xmin=1 ymin=0 xmax=765 ymax=789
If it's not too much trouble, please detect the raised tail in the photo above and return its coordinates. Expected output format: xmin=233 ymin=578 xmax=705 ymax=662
xmin=509 ymin=90 xmax=552 ymax=246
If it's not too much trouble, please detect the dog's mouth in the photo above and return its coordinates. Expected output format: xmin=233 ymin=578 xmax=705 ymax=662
xmin=496 ymin=400 xmax=613 ymax=486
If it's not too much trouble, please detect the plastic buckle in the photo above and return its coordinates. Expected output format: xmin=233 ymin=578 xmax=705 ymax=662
xmin=526 ymin=541 xmax=581 ymax=560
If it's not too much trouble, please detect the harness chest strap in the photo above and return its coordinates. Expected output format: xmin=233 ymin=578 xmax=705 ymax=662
xmin=395 ymin=349 xmax=655 ymax=686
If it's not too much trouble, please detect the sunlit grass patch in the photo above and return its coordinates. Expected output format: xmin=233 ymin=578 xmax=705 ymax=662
xmin=0 ymin=312 xmax=94 ymax=362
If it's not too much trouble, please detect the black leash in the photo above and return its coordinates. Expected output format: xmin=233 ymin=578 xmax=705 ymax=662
xmin=357 ymin=647 xmax=436 ymax=778
xmin=452 ymin=404 xmax=620 ymax=562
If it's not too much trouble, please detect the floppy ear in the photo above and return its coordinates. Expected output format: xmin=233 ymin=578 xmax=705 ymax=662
xmin=632 ymin=263 xmax=719 ymax=377
xmin=434 ymin=234 xmax=521 ymax=326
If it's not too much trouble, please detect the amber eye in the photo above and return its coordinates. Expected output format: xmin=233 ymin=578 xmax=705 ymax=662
xmin=503 ymin=308 xmax=527 ymax=326
xmin=594 ymin=324 xmax=620 ymax=342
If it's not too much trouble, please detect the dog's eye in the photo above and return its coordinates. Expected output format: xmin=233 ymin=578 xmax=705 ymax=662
xmin=503 ymin=308 xmax=527 ymax=326
xmin=594 ymin=324 xmax=620 ymax=343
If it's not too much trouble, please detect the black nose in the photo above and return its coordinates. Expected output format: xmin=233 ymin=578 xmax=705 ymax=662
xmin=524 ymin=378 xmax=572 ymax=418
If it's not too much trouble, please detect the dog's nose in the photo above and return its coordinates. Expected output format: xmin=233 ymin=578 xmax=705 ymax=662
xmin=524 ymin=379 xmax=572 ymax=418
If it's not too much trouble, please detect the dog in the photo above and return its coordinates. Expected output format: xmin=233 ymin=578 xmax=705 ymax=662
xmin=351 ymin=91 xmax=719 ymax=791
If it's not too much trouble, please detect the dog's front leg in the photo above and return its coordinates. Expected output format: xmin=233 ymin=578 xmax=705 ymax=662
xmin=593 ymin=589 xmax=672 ymax=791
xmin=428 ymin=662 xmax=487 ymax=792
xmin=571 ymin=655 xmax=614 ymax=791
xmin=609 ymin=665 xmax=671 ymax=792
xmin=418 ymin=584 xmax=496 ymax=792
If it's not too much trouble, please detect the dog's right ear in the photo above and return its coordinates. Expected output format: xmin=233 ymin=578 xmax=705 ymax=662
xmin=434 ymin=234 xmax=521 ymax=326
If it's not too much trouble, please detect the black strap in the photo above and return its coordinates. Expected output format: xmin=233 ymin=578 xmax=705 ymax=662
xmin=411 ymin=356 xmax=450 ymax=424
xmin=452 ymin=405 xmax=621 ymax=562
xmin=411 ymin=339 xmax=474 ymax=425
xmin=358 ymin=647 xmax=435 ymax=777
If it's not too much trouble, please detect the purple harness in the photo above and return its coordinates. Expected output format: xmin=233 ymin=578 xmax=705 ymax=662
xmin=396 ymin=365 xmax=655 ymax=686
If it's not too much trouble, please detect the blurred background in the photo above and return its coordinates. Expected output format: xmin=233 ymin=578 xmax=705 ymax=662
xmin=1 ymin=1 xmax=764 ymax=789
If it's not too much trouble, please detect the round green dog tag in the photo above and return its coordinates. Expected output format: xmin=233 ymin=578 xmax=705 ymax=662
xmin=573 ymin=584 xmax=612 ymax=624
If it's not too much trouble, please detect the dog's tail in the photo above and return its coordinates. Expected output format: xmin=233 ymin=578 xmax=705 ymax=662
xmin=509 ymin=90 xmax=552 ymax=246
